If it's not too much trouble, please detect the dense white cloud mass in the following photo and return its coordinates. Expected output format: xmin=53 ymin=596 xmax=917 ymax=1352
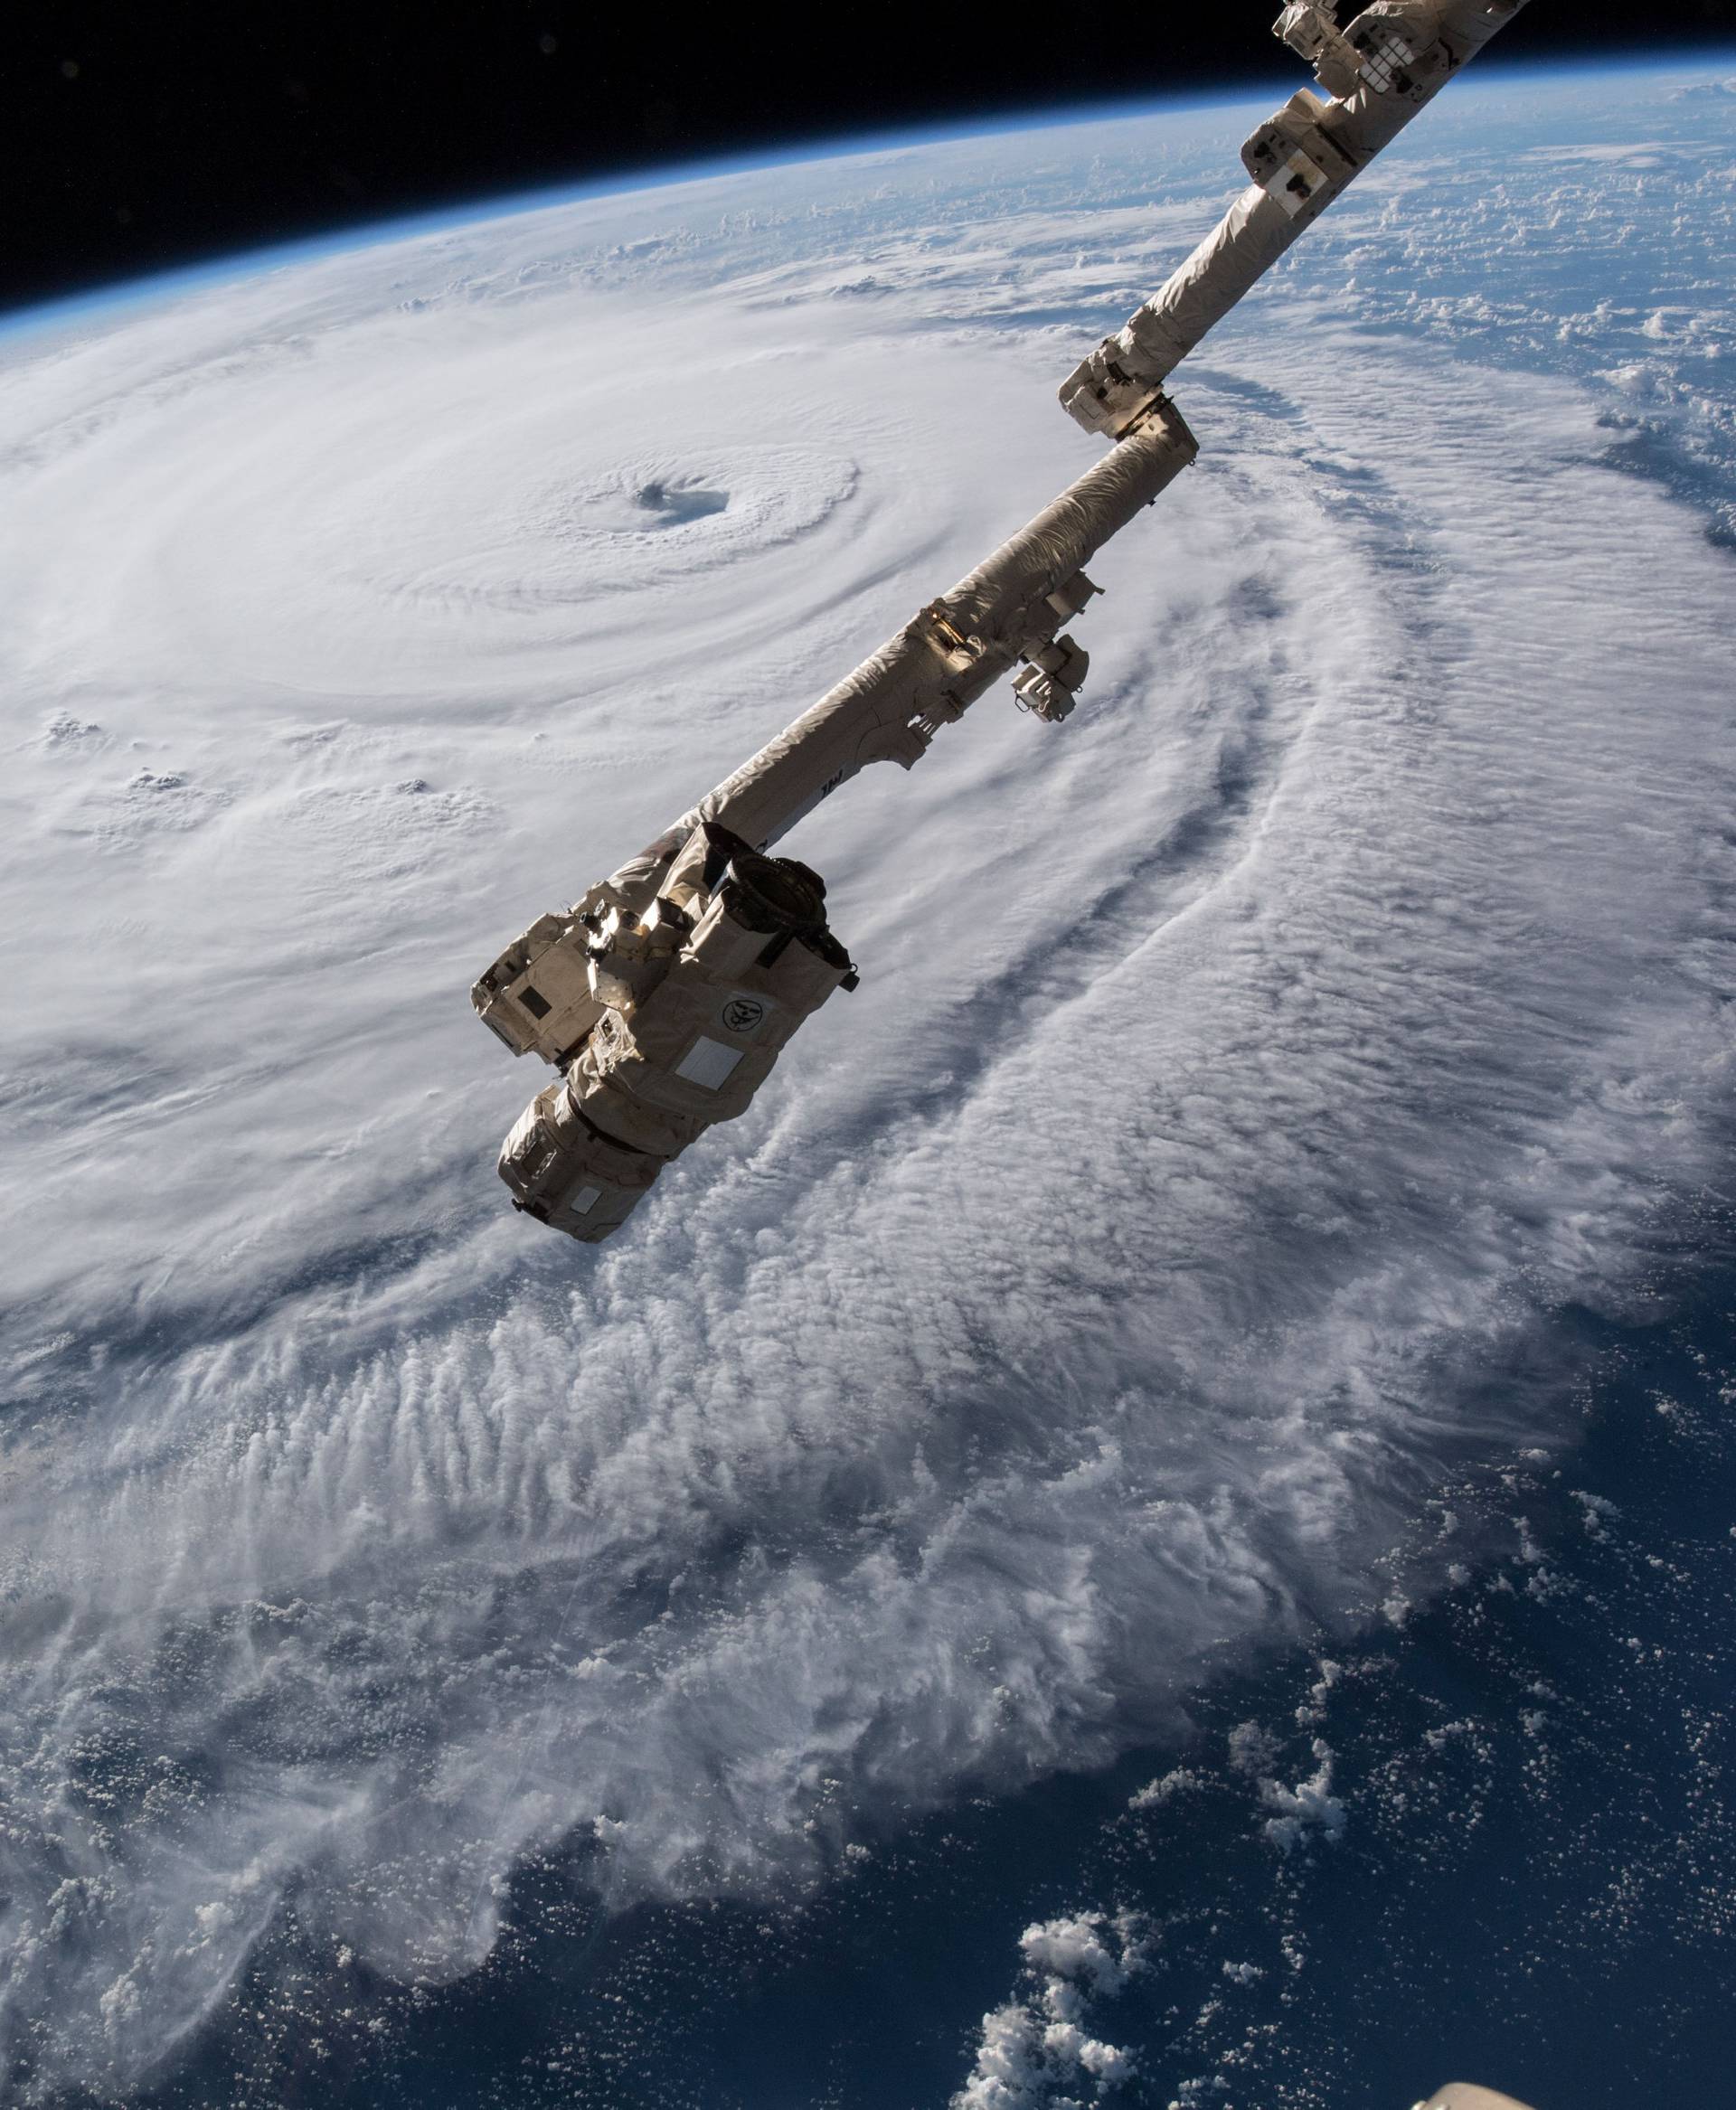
xmin=0 ymin=72 xmax=1731 ymax=2097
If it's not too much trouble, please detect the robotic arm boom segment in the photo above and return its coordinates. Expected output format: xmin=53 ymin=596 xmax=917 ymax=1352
xmin=1060 ymin=0 xmax=1530 ymax=438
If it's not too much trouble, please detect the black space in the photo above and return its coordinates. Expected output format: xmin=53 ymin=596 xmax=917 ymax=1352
xmin=8 ymin=0 xmax=1736 ymax=318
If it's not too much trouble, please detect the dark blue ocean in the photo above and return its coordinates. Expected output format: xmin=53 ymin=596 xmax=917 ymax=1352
xmin=77 ymin=1305 xmax=1722 ymax=2110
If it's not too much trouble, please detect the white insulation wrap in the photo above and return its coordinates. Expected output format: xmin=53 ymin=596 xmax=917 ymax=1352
xmin=669 ymin=399 xmax=1198 ymax=856
xmin=1113 ymin=184 xmax=1295 ymax=380
xmin=941 ymin=406 xmax=1198 ymax=636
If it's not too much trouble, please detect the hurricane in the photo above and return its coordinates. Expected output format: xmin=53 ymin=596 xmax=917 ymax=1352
xmin=2 ymin=62 xmax=1732 ymax=2105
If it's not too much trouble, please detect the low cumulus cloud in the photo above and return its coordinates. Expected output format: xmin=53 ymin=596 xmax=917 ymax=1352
xmin=1259 ymin=1740 xmax=1349 ymax=1855
xmin=953 ymin=1913 xmax=1145 ymax=2109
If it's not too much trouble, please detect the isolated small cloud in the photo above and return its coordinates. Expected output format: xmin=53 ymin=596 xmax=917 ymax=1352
xmin=953 ymin=1914 xmax=1145 ymax=2108
xmin=1128 ymin=1766 xmax=1202 ymax=1810
xmin=1258 ymin=1741 xmax=1347 ymax=1854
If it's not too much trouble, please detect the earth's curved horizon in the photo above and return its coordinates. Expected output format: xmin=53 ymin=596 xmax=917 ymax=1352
xmin=1 ymin=52 xmax=1732 ymax=2110
xmin=0 ymin=50 xmax=1715 ymax=348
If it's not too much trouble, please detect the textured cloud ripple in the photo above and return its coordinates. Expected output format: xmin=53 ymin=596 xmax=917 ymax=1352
xmin=1 ymin=84 xmax=1732 ymax=2097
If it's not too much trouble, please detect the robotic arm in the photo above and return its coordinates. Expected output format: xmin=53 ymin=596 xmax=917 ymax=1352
xmin=474 ymin=0 xmax=1531 ymax=1245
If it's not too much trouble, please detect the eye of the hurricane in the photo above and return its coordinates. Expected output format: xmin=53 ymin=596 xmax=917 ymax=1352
xmin=634 ymin=480 xmax=730 ymax=526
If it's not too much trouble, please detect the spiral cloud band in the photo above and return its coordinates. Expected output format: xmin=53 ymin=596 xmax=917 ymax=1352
xmin=1 ymin=87 xmax=1731 ymax=2096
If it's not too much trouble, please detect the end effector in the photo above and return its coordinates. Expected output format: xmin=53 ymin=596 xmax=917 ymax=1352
xmin=476 ymin=824 xmax=856 ymax=1242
